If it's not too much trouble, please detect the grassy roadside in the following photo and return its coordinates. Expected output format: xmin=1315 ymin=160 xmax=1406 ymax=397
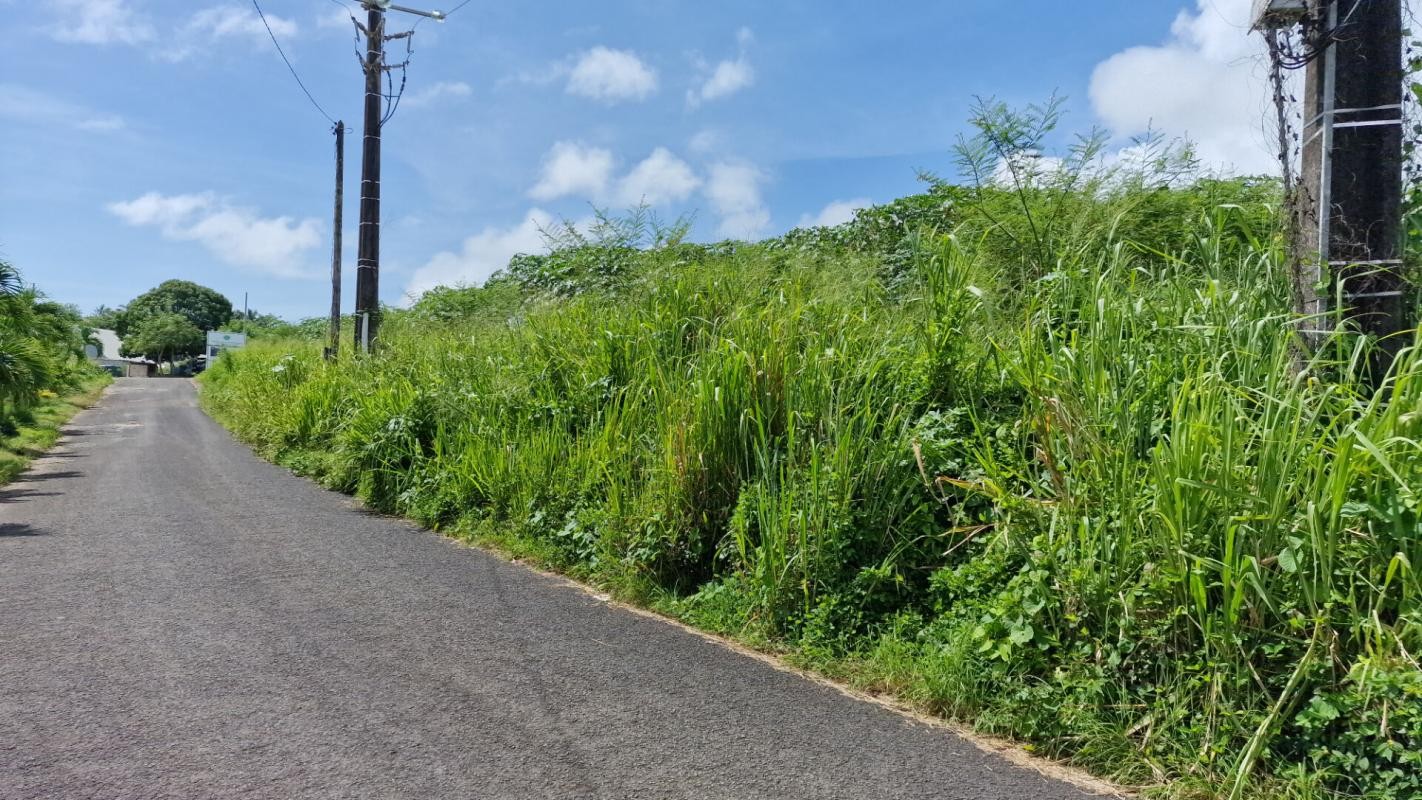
xmin=0 ymin=374 xmax=112 ymax=486
xmin=195 ymin=159 xmax=1419 ymax=797
xmin=187 ymin=411 xmax=1125 ymax=797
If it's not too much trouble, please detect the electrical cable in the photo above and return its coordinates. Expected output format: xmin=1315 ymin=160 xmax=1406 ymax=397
xmin=1276 ymin=0 xmax=1366 ymax=71
xmin=380 ymin=30 xmax=414 ymax=127
xmin=252 ymin=0 xmax=337 ymax=124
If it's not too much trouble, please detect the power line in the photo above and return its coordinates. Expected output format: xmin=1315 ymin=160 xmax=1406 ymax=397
xmin=445 ymin=0 xmax=474 ymax=17
xmin=252 ymin=0 xmax=337 ymax=124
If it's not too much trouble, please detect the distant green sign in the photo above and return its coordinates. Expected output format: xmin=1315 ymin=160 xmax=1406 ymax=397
xmin=205 ymin=331 xmax=247 ymax=358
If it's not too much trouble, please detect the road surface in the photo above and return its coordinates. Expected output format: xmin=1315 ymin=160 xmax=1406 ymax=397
xmin=1 ymin=380 xmax=1104 ymax=799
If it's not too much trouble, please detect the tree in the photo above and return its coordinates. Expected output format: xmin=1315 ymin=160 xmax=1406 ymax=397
xmin=117 ymin=280 xmax=233 ymax=338
xmin=0 ymin=260 xmax=88 ymax=415
xmin=84 ymin=305 xmax=125 ymax=331
xmin=122 ymin=312 xmax=203 ymax=366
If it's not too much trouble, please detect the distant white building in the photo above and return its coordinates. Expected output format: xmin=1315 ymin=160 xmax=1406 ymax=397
xmin=85 ymin=328 xmax=155 ymax=378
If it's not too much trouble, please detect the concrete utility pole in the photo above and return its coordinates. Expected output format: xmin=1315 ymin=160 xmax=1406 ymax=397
xmin=1294 ymin=0 xmax=1408 ymax=378
xmin=353 ymin=1 xmax=446 ymax=353
xmin=328 ymin=121 xmax=345 ymax=360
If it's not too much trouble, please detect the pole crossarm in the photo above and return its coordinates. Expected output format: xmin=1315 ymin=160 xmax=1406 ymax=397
xmin=361 ymin=1 xmax=446 ymax=21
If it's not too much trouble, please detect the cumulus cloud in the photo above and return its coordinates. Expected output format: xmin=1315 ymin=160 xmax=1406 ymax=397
xmin=566 ymin=47 xmax=658 ymax=103
xmin=0 ymin=84 xmax=126 ymax=133
xmin=529 ymin=141 xmax=616 ymax=201
xmin=706 ymin=161 xmax=770 ymax=240
xmin=798 ymin=198 xmax=871 ymax=229
xmin=688 ymin=28 xmax=755 ymax=108
xmin=49 ymin=0 xmax=155 ymax=45
xmin=528 ymin=142 xmax=703 ymax=209
xmin=615 ymin=148 xmax=701 ymax=206
xmin=1088 ymin=0 xmax=1277 ymax=174
xmin=48 ymin=2 xmax=300 ymax=62
xmin=108 ymin=192 xmax=321 ymax=278
xmin=405 ymin=209 xmax=554 ymax=298
xmin=404 ymin=81 xmax=473 ymax=108
xmin=160 ymin=5 xmax=298 ymax=61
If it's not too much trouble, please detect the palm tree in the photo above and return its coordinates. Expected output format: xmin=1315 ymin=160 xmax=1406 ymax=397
xmin=0 ymin=260 xmax=21 ymax=298
xmin=0 ymin=260 xmax=86 ymax=419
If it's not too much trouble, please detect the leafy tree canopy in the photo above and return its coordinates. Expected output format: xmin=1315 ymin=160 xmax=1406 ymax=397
xmin=84 ymin=304 xmax=125 ymax=331
xmin=117 ymin=280 xmax=232 ymax=338
xmin=121 ymin=312 xmax=203 ymax=363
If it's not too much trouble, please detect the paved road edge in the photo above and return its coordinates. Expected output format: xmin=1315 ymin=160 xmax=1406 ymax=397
xmin=192 ymin=383 xmax=1132 ymax=800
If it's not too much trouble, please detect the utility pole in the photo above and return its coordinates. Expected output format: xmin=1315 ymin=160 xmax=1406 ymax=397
xmin=328 ymin=120 xmax=345 ymax=360
xmin=1279 ymin=0 xmax=1408 ymax=381
xmin=352 ymin=1 xmax=446 ymax=353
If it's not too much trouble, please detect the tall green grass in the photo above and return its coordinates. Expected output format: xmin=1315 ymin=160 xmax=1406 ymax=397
xmin=202 ymin=186 xmax=1419 ymax=797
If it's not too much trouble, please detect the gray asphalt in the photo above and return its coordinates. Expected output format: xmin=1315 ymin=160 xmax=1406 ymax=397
xmin=0 ymin=379 xmax=1102 ymax=799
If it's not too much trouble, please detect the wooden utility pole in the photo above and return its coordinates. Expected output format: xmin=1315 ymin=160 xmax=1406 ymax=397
xmin=328 ymin=120 xmax=345 ymax=360
xmin=354 ymin=6 xmax=384 ymax=353
xmin=351 ymin=1 xmax=445 ymax=352
xmin=1295 ymin=0 xmax=1408 ymax=379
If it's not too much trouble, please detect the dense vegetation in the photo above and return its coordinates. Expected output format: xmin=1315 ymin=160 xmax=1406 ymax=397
xmin=0 ymin=258 xmax=109 ymax=482
xmin=0 ymin=259 xmax=102 ymax=437
xmin=87 ymin=279 xmax=328 ymax=367
xmin=201 ymin=111 xmax=1420 ymax=798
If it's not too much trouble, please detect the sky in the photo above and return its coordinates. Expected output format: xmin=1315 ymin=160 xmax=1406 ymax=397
xmin=2 ymin=0 xmax=1290 ymax=320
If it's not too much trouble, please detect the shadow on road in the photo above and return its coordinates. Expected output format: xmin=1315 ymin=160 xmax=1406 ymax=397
xmin=0 ymin=523 xmax=45 ymax=537
xmin=0 ymin=488 xmax=61 ymax=502
xmin=14 ymin=470 xmax=84 ymax=482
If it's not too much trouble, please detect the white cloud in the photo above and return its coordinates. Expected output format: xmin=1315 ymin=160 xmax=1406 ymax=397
xmin=798 ymin=198 xmax=871 ymax=229
xmin=990 ymin=151 xmax=1066 ymax=187
xmin=706 ymin=161 xmax=770 ymax=240
xmin=47 ymin=1 xmax=301 ymax=62
xmin=109 ymin=193 xmax=214 ymax=226
xmin=688 ymin=130 xmax=724 ymax=155
xmin=529 ymin=141 xmax=616 ymax=201
xmin=1089 ymin=0 xmax=1275 ymax=174
xmin=616 ymin=148 xmax=701 ymax=206
xmin=405 ymin=209 xmax=554 ymax=298
xmin=697 ymin=60 xmax=754 ymax=103
xmin=190 ymin=5 xmax=295 ymax=41
xmin=50 ymin=0 xmax=155 ymax=45
xmin=566 ymin=47 xmax=658 ymax=103
xmin=160 ymin=5 xmax=298 ymax=62
xmin=0 ymin=84 xmax=126 ymax=133
xmin=688 ymin=28 xmax=755 ymax=108
xmin=108 ymin=192 xmax=321 ymax=278
xmin=404 ymin=81 xmax=473 ymax=108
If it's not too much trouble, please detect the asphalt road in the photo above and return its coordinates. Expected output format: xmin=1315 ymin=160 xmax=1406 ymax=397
xmin=0 ymin=380 xmax=1104 ymax=799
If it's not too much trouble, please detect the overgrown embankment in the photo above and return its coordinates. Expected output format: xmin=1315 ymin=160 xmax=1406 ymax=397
xmin=202 ymin=162 xmax=1419 ymax=797
xmin=1 ymin=374 xmax=111 ymax=485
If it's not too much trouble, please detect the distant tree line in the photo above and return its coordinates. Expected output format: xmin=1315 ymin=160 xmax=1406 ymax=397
xmin=85 ymin=280 xmax=326 ymax=363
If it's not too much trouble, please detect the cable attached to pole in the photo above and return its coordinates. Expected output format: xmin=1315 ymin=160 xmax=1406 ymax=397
xmin=252 ymin=0 xmax=338 ymax=125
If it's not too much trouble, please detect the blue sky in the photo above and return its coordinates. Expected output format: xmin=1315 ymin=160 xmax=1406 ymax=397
xmin=2 ymin=0 xmax=1279 ymax=320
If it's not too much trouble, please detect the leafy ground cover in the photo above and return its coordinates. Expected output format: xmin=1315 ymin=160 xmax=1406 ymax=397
xmin=201 ymin=111 xmax=1420 ymax=798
